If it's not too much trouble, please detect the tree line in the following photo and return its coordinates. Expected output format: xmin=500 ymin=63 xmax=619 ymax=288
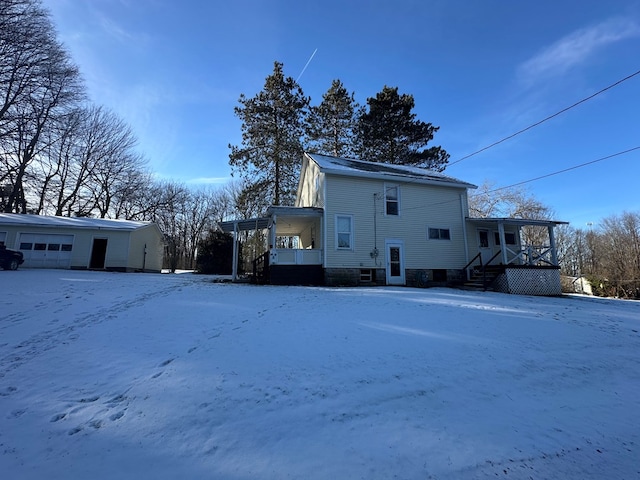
xmin=3 ymin=1 xmax=637 ymax=296
xmin=0 ymin=0 xmax=235 ymax=270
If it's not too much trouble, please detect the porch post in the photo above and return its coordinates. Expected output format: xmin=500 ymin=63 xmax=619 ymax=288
xmin=232 ymin=221 xmax=238 ymax=281
xmin=498 ymin=221 xmax=508 ymax=264
xmin=270 ymin=215 xmax=277 ymax=251
xmin=548 ymin=224 xmax=558 ymax=266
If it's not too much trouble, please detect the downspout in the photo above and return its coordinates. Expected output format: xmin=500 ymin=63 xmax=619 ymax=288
xmin=372 ymin=193 xmax=380 ymax=266
xmin=460 ymin=193 xmax=469 ymax=266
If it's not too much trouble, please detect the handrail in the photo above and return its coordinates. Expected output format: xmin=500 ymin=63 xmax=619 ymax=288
xmin=463 ymin=251 xmax=483 ymax=272
xmin=485 ymin=249 xmax=502 ymax=266
xmin=482 ymin=250 xmax=502 ymax=290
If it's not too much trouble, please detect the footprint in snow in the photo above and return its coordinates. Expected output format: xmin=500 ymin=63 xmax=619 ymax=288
xmin=110 ymin=411 xmax=125 ymax=421
xmin=50 ymin=413 xmax=67 ymax=422
xmin=159 ymin=358 xmax=174 ymax=367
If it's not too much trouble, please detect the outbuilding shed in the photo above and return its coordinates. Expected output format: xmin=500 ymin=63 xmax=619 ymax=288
xmin=0 ymin=213 xmax=164 ymax=272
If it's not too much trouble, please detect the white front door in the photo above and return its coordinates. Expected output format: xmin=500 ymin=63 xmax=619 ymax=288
xmin=385 ymin=240 xmax=405 ymax=285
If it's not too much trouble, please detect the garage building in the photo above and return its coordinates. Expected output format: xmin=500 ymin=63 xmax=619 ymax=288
xmin=0 ymin=213 xmax=164 ymax=272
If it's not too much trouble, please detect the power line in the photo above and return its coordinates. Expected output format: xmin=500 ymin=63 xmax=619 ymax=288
xmin=448 ymin=68 xmax=640 ymax=167
xmin=398 ymin=146 xmax=640 ymax=214
xmin=488 ymin=146 xmax=640 ymax=193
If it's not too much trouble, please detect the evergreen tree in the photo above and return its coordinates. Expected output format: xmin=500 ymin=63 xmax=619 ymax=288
xmin=306 ymin=79 xmax=359 ymax=158
xmin=357 ymin=86 xmax=449 ymax=171
xmin=228 ymin=62 xmax=309 ymax=207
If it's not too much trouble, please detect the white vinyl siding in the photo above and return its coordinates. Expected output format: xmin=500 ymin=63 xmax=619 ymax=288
xmin=323 ymin=174 xmax=468 ymax=270
xmin=295 ymin=156 xmax=325 ymax=208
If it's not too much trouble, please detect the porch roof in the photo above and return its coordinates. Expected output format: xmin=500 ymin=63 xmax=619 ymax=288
xmin=218 ymin=217 xmax=269 ymax=233
xmin=218 ymin=207 xmax=324 ymax=234
xmin=467 ymin=217 xmax=569 ymax=227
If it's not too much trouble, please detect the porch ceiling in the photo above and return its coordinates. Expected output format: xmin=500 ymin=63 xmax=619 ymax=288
xmin=467 ymin=217 xmax=568 ymax=227
xmin=272 ymin=215 xmax=318 ymax=236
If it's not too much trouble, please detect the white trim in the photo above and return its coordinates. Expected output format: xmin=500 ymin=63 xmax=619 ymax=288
xmin=427 ymin=226 xmax=452 ymax=241
xmin=335 ymin=214 xmax=354 ymax=251
xmin=384 ymin=183 xmax=400 ymax=216
xmin=385 ymin=238 xmax=405 ymax=285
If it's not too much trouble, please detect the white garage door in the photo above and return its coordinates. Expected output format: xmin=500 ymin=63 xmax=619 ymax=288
xmin=19 ymin=233 xmax=74 ymax=269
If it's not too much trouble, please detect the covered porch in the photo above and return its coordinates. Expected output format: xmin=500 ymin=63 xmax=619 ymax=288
xmin=465 ymin=217 xmax=568 ymax=295
xmin=218 ymin=206 xmax=324 ymax=284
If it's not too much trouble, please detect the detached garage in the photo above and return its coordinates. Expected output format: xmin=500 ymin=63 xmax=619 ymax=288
xmin=0 ymin=213 xmax=164 ymax=272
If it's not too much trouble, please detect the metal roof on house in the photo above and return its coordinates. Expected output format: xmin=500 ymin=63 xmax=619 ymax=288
xmin=306 ymin=153 xmax=477 ymax=189
xmin=0 ymin=213 xmax=156 ymax=231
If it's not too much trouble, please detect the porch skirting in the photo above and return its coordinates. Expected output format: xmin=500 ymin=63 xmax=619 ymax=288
xmin=270 ymin=265 xmax=323 ymax=286
xmin=493 ymin=266 xmax=561 ymax=296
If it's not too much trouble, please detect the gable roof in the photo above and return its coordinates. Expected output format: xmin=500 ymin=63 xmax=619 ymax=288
xmin=0 ymin=213 xmax=157 ymax=232
xmin=306 ymin=153 xmax=477 ymax=189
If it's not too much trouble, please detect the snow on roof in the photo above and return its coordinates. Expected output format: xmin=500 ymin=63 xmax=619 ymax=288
xmin=306 ymin=153 xmax=477 ymax=189
xmin=0 ymin=213 xmax=155 ymax=231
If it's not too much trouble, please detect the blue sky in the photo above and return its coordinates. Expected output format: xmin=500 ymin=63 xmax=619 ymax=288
xmin=44 ymin=0 xmax=640 ymax=228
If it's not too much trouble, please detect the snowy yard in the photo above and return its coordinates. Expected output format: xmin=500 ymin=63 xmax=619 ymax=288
xmin=1 ymin=270 xmax=639 ymax=479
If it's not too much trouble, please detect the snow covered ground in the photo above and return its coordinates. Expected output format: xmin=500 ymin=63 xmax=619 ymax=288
xmin=1 ymin=270 xmax=639 ymax=479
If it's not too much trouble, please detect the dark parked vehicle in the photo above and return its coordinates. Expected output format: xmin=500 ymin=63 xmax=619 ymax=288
xmin=0 ymin=244 xmax=24 ymax=270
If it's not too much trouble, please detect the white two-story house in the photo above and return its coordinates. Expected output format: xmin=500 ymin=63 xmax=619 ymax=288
xmin=221 ymin=153 xmax=566 ymax=295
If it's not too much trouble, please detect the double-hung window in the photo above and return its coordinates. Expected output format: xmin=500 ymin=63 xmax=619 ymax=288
xmin=336 ymin=215 xmax=353 ymax=250
xmin=428 ymin=227 xmax=451 ymax=240
xmin=385 ymin=185 xmax=399 ymax=216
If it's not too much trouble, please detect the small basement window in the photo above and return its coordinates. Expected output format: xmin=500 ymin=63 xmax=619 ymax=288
xmin=360 ymin=269 xmax=373 ymax=282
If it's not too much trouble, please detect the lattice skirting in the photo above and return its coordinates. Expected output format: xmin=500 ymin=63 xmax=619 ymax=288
xmin=494 ymin=268 xmax=561 ymax=296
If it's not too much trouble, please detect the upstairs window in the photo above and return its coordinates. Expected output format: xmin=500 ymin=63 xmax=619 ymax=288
xmin=336 ymin=215 xmax=353 ymax=250
xmin=428 ymin=227 xmax=451 ymax=240
xmin=385 ymin=185 xmax=399 ymax=215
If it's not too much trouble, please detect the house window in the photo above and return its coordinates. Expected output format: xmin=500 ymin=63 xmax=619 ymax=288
xmin=494 ymin=232 xmax=517 ymax=245
xmin=428 ymin=227 xmax=451 ymax=240
xmin=385 ymin=185 xmax=399 ymax=215
xmin=336 ymin=215 xmax=353 ymax=250
xmin=478 ymin=230 xmax=489 ymax=248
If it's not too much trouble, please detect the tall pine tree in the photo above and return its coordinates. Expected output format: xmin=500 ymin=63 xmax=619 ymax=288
xmin=357 ymin=86 xmax=449 ymax=171
xmin=229 ymin=62 xmax=309 ymax=207
xmin=306 ymin=79 xmax=359 ymax=158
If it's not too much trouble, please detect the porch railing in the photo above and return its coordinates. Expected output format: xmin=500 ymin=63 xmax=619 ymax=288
xmin=269 ymin=248 xmax=322 ymax=265
xmin=506 ymin=245 xmax=555 ymax=266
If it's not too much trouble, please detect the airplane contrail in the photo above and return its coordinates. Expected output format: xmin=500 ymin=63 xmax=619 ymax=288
xmin=296 ymin=48 xmax=318 ymax=82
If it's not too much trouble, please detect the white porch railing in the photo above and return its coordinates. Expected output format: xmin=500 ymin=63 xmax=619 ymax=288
xmin=270 ymin=248 xmax=322 ymax=265
xmin=506 ymin=245 xmax=556 ymax=266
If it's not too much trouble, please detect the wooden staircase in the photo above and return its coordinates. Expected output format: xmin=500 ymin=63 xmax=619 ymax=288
xmin=463 ymin=265 xmax=504 ymax=291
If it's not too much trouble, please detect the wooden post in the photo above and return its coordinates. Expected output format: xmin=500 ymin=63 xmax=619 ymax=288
xmin=548 ymin=224 xmax=558 ymax=266
xmin=232 ymin=222 xmax=238 ymax=281
xmin=498 ymin=222 xmax=508 ymax=264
